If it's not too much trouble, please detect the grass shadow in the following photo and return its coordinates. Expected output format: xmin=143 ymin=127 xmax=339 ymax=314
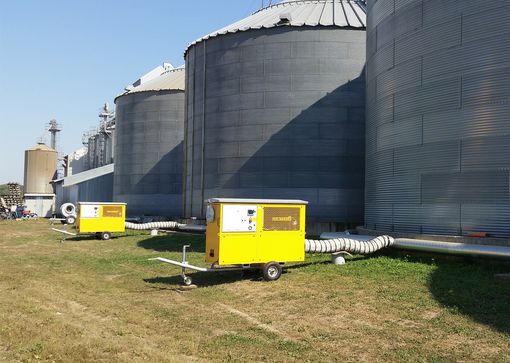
xmin=384 ymin=249 xmax=510 ymax=334
xmin=137 ymin=234 xmax=206 ymax=253
xmin=143 ymin=269 xmax=265 ymax=288
xmin=59 ymin=235 xmax=97 ymax=243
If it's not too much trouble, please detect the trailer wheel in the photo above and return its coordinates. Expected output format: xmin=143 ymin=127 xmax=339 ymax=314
xmin=262 ymin=262 xmax=282 ymax=281
xmin=65 ymin=216 xmax=76 ymax=225
xmin=183 ymin=276 xmax=192 ymax=286
xmin=101 ymin=232 xmax=112 ymax=241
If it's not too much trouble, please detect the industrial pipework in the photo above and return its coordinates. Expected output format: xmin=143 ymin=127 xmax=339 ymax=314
xmin=320 ymin=232 xmax=510 ymax=259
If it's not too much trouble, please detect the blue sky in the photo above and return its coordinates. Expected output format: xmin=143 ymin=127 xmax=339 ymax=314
xmin=0 ymin=0 xmax=268 ymax=184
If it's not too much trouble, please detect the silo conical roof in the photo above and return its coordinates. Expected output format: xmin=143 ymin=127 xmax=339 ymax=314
xmin=185 ymin=0 xmax=366 ymax=53
xmin=116 ymin=66 xmax=185 ymax=101
xmin=28 ymin=143 xmax=56 ymax=152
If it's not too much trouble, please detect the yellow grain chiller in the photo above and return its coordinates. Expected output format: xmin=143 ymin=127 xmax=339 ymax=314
xmin=205 ymin=198 xmax=307 ymax=265
xmin=76 ymin=202 xmax=126 ymax=240
xmin=152 ymin=198 xmax=308 ymax=284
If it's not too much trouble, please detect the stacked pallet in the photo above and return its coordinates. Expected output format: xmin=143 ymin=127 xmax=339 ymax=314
xmin=2 ymin=183 xmax=23 ymax=207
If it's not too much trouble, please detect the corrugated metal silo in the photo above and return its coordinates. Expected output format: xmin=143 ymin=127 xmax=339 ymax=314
xmin=24 ymin=143 xmax=58 ymax=194
xmin=365 ymin=0 xmax=510 ymax=237
xmin=114 ymin=66 xmax=185 ymax=217
xmin=184 ymin=0 xmax=367 ymax=231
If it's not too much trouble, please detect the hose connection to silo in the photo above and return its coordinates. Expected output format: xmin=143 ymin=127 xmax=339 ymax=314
xmin=125 ymin=221 xmax=206 ymax=232
xmin=304 ymin=235 xmax=395 ymax=254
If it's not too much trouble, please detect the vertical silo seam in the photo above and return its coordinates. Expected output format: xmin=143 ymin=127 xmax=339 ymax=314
xmin=200 ymin=41 xmax=207 ymax=211
xmin=188 ymin=46 xmax=195 ymax=217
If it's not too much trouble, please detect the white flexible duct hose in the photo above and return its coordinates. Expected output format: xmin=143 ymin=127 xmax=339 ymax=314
xmin=125 ymin=221 xmax=183 ymax=230
xmin=61 ymin=203 xmax=76 ymax=218
xmin=305 ymin=235 xmax=394 ymax=254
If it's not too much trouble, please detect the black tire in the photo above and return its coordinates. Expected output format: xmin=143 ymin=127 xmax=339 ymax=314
xmin=66 ymin=216 xmax=76 ymax=225
xmin=101 ymin=232 xmax=112 ymax=241
xmin=262 ymin=262 xmax=282 ymax=281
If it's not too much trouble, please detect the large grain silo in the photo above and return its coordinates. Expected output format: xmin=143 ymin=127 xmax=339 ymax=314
xmin=24 ymin=143 xmax=58 ymax=194
xmin=365 ymin=0 xmax=510 ymax=237
xmin=183 ymin=0 xmax=367 ymax=231
xmin=23 ymin=143 xmax=58 ymax=217
xmin=114 ymin=66 xmax=185 ymax=217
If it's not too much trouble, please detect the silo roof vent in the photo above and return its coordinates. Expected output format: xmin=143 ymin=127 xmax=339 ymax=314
xmin=278 ymin=12 xmax=292 ymax=24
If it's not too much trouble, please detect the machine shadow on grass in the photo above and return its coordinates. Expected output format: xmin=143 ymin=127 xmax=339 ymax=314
xmin=143 ymin=271 xmax=261 ymax=288
xmin=386 ymin=250 xmax=510 ymax=334
xmin=137 ymin=234 xmax=206 ymax=253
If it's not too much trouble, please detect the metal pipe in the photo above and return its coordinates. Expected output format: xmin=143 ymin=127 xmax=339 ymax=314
xmin=393 ymin=238 xmax=510 ymax=258
xmin=151 ymin=257 xmax=249 ymax=273
xmin=319 ymin=232 xmax=510 ymax=259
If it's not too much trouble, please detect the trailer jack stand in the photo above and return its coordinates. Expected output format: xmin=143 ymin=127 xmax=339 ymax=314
xmin=180 ymin=245 xmax=193 ymax=286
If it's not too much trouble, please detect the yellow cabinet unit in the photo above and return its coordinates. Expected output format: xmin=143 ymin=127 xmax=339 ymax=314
xmin=205 ymin=198 xmax=307 ymax=266
xmin=77 ymin=202 xmax=126 ymax=235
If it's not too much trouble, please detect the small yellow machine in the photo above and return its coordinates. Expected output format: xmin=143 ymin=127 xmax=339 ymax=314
xmin=154 ymin=198 xmax=308 ymax=284
xmin=76 ymin=202 xmax=126 ymax=240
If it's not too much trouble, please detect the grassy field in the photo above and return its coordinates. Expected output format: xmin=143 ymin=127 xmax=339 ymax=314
xmin=0 ymin=219 xmax=509 ymax=362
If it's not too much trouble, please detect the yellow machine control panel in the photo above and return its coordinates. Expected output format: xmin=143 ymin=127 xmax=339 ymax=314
xmin=77 ymin=202 xmax=126 ymax=234
xmin=221 ymin=204 xmax=258 ymax=232
xmin=205 ymin=198 xmax=307 ymax=266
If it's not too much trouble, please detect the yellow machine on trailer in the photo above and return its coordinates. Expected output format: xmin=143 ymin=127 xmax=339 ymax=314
xmin=153 ymin=198 xmax=307 ymax=284
xmin=52 ymin=202 xmax=127 ymax=242
xmin=77 ymin=202 xmax=126 ymax=240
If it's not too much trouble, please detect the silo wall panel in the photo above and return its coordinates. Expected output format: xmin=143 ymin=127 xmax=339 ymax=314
xmin=184 ymin=27 xmax=366 ymax=226
xmin=114 ymin=91 xmax=184 ymax=217
xmin=77 ymin=173 xmax=114 ymax=202
xmin=366 ymin=0 xmax=510 ymax=238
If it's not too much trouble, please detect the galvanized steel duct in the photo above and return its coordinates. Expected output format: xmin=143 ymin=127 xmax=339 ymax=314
xmin=365 ymin=0 xmax=510 ymax=237
xmin=394 ymin=238 xmax=510 ymax=259
xmin=319 ymin=232 xmax=510 ymax=259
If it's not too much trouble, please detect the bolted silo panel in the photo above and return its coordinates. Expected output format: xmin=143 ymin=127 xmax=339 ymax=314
xmin=114 ymin=86 xmax=184 ymax=217
xmin=366 ymin=0 xmax=510 ymax=238
xmin=183 ymin=0 xmax=367 ymax=229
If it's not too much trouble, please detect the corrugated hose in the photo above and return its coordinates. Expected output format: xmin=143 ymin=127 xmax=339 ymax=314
xmin=305 ymin=235 xmax=394 ymax=254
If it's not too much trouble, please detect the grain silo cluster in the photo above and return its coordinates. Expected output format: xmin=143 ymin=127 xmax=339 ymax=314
xmin=43 ymin=0 xmax=510 ymax=242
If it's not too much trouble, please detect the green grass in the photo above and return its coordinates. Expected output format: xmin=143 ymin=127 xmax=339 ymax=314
xmin=0 ymin=183 xmax=9 ymax=196
xmin=0 ymin=219 xmax=509 ymax=362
